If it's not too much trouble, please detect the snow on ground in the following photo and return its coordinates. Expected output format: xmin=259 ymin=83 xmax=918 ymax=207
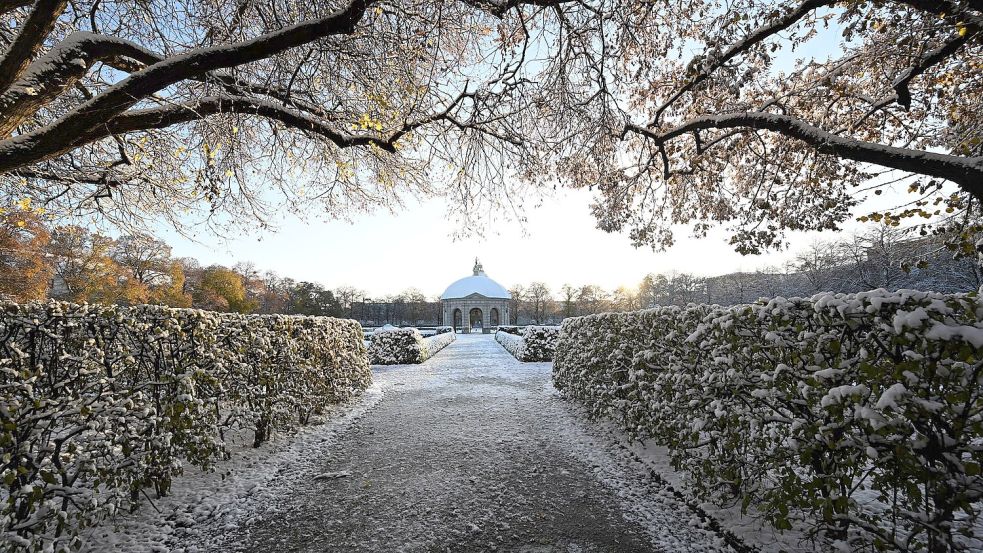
xmin=84 ymin=334 xmax=762 ymax=553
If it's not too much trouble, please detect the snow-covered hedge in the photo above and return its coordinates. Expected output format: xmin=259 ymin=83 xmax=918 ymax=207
xmin=554 ymin=290 xmax=983 ymax=551
xmin=495 ymin=329 xmax=525 ymax=358
xmin=496 ymin=326 xmax=560 ymax=361
xmin=422 ymin=329 xmax=456 ymax=358
xmin=496 ymin=325 xmax=521 ymax=335
xmin=0 ymin=301 xmax=369 ymax=553
xmin=521 ymin=326 xmax=560 ymax=361
xmin=367 ymin=326 xmax=455 ymax=364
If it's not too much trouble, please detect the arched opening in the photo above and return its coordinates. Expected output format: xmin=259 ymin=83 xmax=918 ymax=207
xmin=453 ymin=308 xmax=463 ymax=333
xmin=469 ymin=308 xmax=483 ymax=333
xmin=490 ymin=307 xmax=500 ymax=327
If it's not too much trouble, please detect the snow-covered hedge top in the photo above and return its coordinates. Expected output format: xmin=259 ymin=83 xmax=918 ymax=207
xmin=367 ymin=327 xmax=455 ymax=365
xmin=0 ymin=301 xmax=370 ymax=553
xmin=553 ymin=289 xmax=983 ymax=551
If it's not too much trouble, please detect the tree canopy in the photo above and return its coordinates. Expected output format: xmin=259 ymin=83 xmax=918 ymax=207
xmin=0 ymin=0 xmax=979 ymax=254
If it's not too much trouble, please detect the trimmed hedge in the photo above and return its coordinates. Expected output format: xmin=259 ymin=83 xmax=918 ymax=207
xmin=496 ymin=326 xmax=560 ymax=361
xmin=553 ymin=290 xmax=983 ymax=552
xmin=367 ymin=327 xmax=455 ymax=365
xmin=0 ymin=301 xmax=369 ymax=553
xmin=495 ymin=329 xmax=525 ymax=358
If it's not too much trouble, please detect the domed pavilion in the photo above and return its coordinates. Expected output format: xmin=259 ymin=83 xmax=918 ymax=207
xmin=441 ymin=259 xmax=511 ymax=333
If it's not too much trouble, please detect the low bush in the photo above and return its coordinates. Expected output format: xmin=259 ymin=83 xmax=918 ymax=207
xmin=495 ymin=329 xmax=525 ymax=358
xmin=553 ymin=290 xmax=983 ymax=552
xmin=367 ymin=326 xmax=455 ymax=364
xmin=0 ymin=301 xmax=369 ymax=552
xmin=521 ymin=326 xmax=560 ymax=361
xmin=496 ymin=326 xmax=560 ymax=361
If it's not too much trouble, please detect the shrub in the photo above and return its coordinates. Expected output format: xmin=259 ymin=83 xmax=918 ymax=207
xmin=553 ymin=291 xmax=983 ymax=552
xmin=0 ymin=301 xmax=369 ymax=553
xmin=496 ymin=326 xmax=560 ymax=361
xmin=367 ymin=326 xmax=455 ymax=364
xmin=521 ymin=326 xmax=560 ymax=361
xmin=496 ymin=329 xmax=525 ymax=358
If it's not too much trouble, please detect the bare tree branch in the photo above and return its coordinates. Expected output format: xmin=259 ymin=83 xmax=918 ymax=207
xmin=0 ymin=0 xmax=32 ymax=18
xmin=0 ymin=32 xmax=161 ymax=137
xmin=649 ymin=0 xmax=835 ymax=126
xmin=627 ymin=112 xmax=983 ymax=194
xmin=0 ymin=0 xmax=376 ymax=172
xmin=0 ymin=0 xmax=69 ymax=94
xmin=848 ymin=24 xmax=979 ymax=133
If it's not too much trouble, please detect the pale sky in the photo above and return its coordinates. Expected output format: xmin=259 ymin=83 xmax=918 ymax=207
xmin=155 ymin=186 xmax=865 ymax=299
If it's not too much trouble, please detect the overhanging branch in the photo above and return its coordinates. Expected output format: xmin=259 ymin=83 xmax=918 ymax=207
xmin=626 ymin=112 xmax=983 ymax=196
xmin=0 ymin=0 xmax=69 ymax=94
xmin=0 ymin=0 xmax=376 ymax=171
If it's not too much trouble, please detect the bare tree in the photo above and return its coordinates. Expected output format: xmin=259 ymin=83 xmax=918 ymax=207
xmin=567 ymin=0 xmax=983 ymax=255
xmin=794 ymin=241 xmax=847 ymax=293
xmin=335 ymin=285 xmax=367 ymax=318
xmin=559 ymin=283 xmax=578 ymax=318
xmin=524 ymin=281 xmax=553 ymax=324
xmin=111 ymin=233 xmax=172 ymax=286
xmin=2 ymin=0 xmax=980 ymax=259
xmin=507 ymin=284 xmax=525 ymax=324
xmin=0 ymin=0 xmax=568 ymax=233
xmin=575 ymin=284 xmax=608 ymax=316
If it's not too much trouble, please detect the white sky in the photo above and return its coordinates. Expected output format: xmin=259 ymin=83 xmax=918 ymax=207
xmin=156 ymin=186 xmax=864 ymax=299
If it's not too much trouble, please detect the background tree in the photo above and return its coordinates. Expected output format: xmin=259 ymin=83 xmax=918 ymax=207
xmin=575 ymin=285 xmax=608 ymax=316
xmin=794 ymin=241 xmax=847 ymax=293
xmin=285 ymin=281 xmax=342 ymax=316
xmin=193 ymin=265 xmax=255 ymax=313
xmin=111 ymin=234 xmax=172 ymax=286
xmin=149 ymin=261 xmax=193 ymax=307
xmin=559 ymin=284 xmax=578 ymax=318
xmin=610 ymin=285 xmax=640 ymax=312
xmin=48 ymin=226 xmax=144 ymax=304
xmin=335 ymin=285 xmax=367 ymax=318
xmin=507 ymin=284 xmax=525 ymax=324
xmin=523 ymin=282 xmax=554 ymax=324
xmin=0 ymin=201 xmax=51 ymax=301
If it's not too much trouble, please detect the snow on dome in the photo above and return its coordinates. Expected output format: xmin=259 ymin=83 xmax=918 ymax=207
xmin=440 ymin=259 xmax=511 ymax=300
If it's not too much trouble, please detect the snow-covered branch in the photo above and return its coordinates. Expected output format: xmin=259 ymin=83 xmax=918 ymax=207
xmin=0 ymin=0 xmax=67 ymax=95
xmin=626 ymin=112 xmax=983 ymax=195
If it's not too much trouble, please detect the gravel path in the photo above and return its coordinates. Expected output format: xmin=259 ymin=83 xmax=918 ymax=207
xmin=177 ymin=333 xmax=733 ymax=553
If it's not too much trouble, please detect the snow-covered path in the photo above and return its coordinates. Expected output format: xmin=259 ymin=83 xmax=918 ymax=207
xmin=117 ymin=334 xmax=736 ymax=552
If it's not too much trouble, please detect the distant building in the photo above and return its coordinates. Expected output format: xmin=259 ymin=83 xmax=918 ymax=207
xmin=441 ymin=259 xmax=511 ymax=333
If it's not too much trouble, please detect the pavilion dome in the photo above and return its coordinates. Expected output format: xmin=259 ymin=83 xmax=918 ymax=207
xmin=440 ymin=259 xmax=511 ymax=300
